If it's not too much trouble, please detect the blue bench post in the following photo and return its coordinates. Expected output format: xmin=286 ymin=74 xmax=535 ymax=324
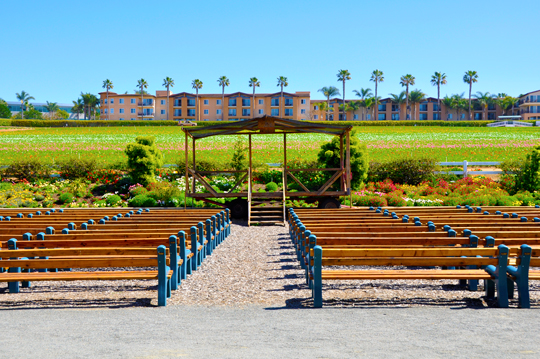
xmin=156 ymin=245 xmax=170 ymax=307
xmin=211 ymin=216 xmax=217 ymax=250
xmin=297 ymin=225 xmax=306 ymax=262
xmin=300 ymin=229 xmax=310 ymax=270
xmin=190 ymin=226 xmax=199 ymax=271
xmin=507 ymin=244 xmax=532 ymax=308
xmin=178 ymin=231 xmax=190 ymax=278
xmin=225 ymin=208 xmax=230 ymax=237
xmin=215 ymin=213 xmax=221 ymax=245
xmin=484 ymin=245 xmax=509 ymax=308
xmin=197 ymin=222 xmax=206 ymax=262
xmin=7 ymin=239 xmax=21 ymax=293
xmin=307 ymin=234 xmax=316 ymax=287
xmin=313 ymin=245 xmax=323 ymax=308
xmin=168 ymin=235 xmax=179 ymax=290
xmin=206 ymin=219 xmax=212 ymax=256
xmin=219 ymin=211 xmax=225 ymax=244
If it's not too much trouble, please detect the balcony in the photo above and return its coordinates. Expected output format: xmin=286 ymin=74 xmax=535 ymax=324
xmin=138 ymin=102 xmax=154 ymax=106
xmin=138 ymin=112 xmax=154 ymax=117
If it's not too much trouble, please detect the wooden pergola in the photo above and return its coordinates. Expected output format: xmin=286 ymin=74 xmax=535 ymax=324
xmin=182 ymin=116 xmax=353 ymax=220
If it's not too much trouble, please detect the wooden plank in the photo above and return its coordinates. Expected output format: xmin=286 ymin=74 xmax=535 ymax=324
xmin=188 ymin=168 xmax=218 ymax=197
xmin=1 ymin=258 xmax=160 ymax=269
xmin=316 ymin=169 xmax=344 ymax=196
xmin=287 ymin=171 xmax=310 ymax=193
xmin=321 ymin=257 xmax=496 ymax=266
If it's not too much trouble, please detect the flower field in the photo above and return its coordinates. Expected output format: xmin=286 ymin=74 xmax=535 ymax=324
xmin=0 ymin=126 xmax=538 ymax=166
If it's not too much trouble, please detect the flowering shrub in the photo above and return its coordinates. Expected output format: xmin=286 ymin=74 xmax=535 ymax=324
xmin=86 ymin=169 xmax=123 ymax=185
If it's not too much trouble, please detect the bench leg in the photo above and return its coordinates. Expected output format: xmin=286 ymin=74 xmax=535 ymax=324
xmin=313 ymin=246 xmax=323 ymax=308
xmin=167 ymin=278 xmax=172 ymax=299
xmin=485 ymin=279 xmax=495 ymax=298
xmin=7 ymin=267 xmax=21 ymax=293
xmin=496 ymin=276 xmax=509 ymax=308
xmin=516 ymin=277 xmax=530 ymax=309
xmin=507 ymin=278 xmax=515 ymax=299
xmin=467 ymin=265 xmax=478 ymax=291
xmin=186 ymin=257 xmax=192 ymax=276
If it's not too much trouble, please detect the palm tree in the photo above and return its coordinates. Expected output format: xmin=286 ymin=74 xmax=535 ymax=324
xmin=353 ymin=88 xmax=373 ymax=120
xmin=162 ymin=77 xmax=174 ymax=121
xmin=399 ymin=75 xmax=415 ymax=120
xmin=318 ymin=86 xmax=340 ymax=120
xmin=277 ymin=76 xmax=288 ymax=118
xmin=72 ymin=98 xmax=83 ymax=120
xmin=389 ymin=91 xmax=406 ymax=120
xmin=88 ymin=94 xmax=99 ymax=120
xmin=474 ymin=91 xmax=494 ymax=120
xmin=463 ymin=70 xmax=479 ymax=120
xmin=346 ymin=100 xmax=360 ymax=120
xmin=364 ymin=97 xmax=375 ymax=120
xmin=408 ymin=90 xmax=426 ymax=120
xmin=137 ymin=79 xmax=148 ymax=120
xmin=102 ymin=79 xmax=113 ymax=120
xmin=452 ymin=93 xmax=467 ymax=121
xmin=44 ymin=101 xmax=59 ymax=119
xmin=249 ymin=77 xmax=260 ymax=119
xmin=337 ymin=69 xmax=351 ymax=120
xmin=442 ymin=95 xmax=454 ymax=120
xmin=370 ymin=70 xmax=384 ymax=121
xmin=80 ymin=92 xmax=93 ymax=120
xmin=430 ymin=72 xmax=447 ymax=120
xmin=217 ymin=76 xmax=229 ymax=120
xmin=15 ymin=91 xmax=35 ymax=120
xmin=314 ymin=102 xmax=330 ymax=120
xmin=191 ymin=79 xmax=203 ymax=121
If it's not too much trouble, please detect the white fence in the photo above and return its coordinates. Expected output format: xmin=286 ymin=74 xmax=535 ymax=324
xmin=436 ymin=160 xmax=504 ymax=177
xmin=487 ymin=121 xmax=533 ymax=127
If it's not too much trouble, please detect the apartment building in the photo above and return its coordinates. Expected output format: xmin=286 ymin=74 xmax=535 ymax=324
xmin=310 ymin=97 xmax=504 ymax=121
xmin=99 ymin=91 xmax=311 ymax=121
xmin=519 ymin=90 xmax=540 ymax=120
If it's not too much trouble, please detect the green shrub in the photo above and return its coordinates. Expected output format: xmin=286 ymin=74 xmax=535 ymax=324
xmin=229 ymin=136 xmax=247 ymax=173
xmin=130 ymin=186 xmax=148 ymax=196
xmin=0 ymin=183 xmax=11 ymax=191
xmin=34 ymin=194 xmax=45 ymax=201
xmin=176 ymin=158 xmax=222 ymax=173
xmin=317 ymin=130 xmax=369 ymax=190
xmin=125 ymin=136 xmax=164 ymax=185
xmin=58 ymin=192 xmax=74 ymax=204
xmin=255 ymin=169 xmax=282 ymax=184
xmin=368 ymin=157 xmax=437 ymax=185
xmin=105 ymin=194 xmax=122 ymax=206
xmin=265 ymin=182 xmax=278 ymax=192
xmin=67 ymin=178 xmax=89 ymax=197
xmin=5 ymin=159 xmax=51 ymax=180
xmin=514 ymin=146 xmax=540 ymax=193
xmin=147 ymin=182 xmax=181 ymax=202
xmin=59 ymin=157 xmax=99 ymax=179
xmin=128 ymin=194 xmax=158 ymax=207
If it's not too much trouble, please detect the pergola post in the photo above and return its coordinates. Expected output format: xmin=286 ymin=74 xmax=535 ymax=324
xmin=340 ymin=134 xmax=344 ymax=192
xmin=184 ymin=131 xmax=189 ymax=210
xmin=192 ymin=137 xmax=196 ymax=208
xmin=346 ymin=130 xmax=352 ymax=205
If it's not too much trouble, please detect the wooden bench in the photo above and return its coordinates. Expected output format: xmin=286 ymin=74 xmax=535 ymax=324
xmin=0 ymin=241 xmax=174 ymax=306
xmin=506 ymin=245 xmax=540 ymax=309
xmin=309 ymin=244 xmax=511 ymax=308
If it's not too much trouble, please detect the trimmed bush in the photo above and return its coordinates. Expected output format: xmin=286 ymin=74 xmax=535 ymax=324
xmin=59 ymin=157 xmax=99 ymax=179
xmin=125 ymin=136 xmax=164 ymax=185
xmin=368 ymin=158 xmax=437 ymax=185
xmin=105 ymin=194 xmax=122 ymax=206
xmin=4 ymin=159 xmax=51 ymax=180
xmin=58 ymin=192 xmax=74 ymax=204
xmin=265 ymin=182 xmax=278 ymax=192
xmin=128 ymin=194 xmax=158 ymax=207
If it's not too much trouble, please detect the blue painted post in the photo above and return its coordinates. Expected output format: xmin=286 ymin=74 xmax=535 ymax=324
xmin=88 ymin=219 xmax=95 ymax=225
xmin=220 ymin=211 xmax=225 ymax=243
xmin=205 ymin=219 xmax=212 ymax=255
xmin=190 ymin=226 xmax=199 ymax=271
xmin=46 ymin=227 xmax=55 ymax=235
xmin=456 ymin=205 xmax=461 ymax=209
xmin=483 ymin=211 xmax=489 ymax=215
xmin=68 ymin=222 xmax=76 ymax=230
xmin=51 ymin=208 xmax=56 ymax=213
xmin=178 ymin=231 xmax=190 ymax=278
xmin=145 ymin=208 xmax=150 ymax=212
xmin=428 ymin=224 xmax=436 ymax=232
xmin=307 ymin=234 xmax=317 ymax=287
xmin=99 ymin=219 xmax=106 ymax=224
xmin=58 ymin=209 xmax=64 ymax=213
xmin=5 ymin=216 xmax=11 ymax=221
xmin=298 ymin=226 xmax=306 ymax=262
xmin=81 ymin=223 xmax=88 ymax=230
xmin=211 ymin=216 xmax=217 ymax=250
xmin=197 ymin=222 xmax=206 ymax=262
xmin=117 ymin=213 xmax=123 ymax=218
xmin=503 ymin=213 xmax=509 ymax=218
xmin=496 ymin=245 xmax=509 ymax=308
xmin=23 ymin=233 xmax=32 ymax=241
xmin=511 ymin=244 xmax=532 ymax=308
xmin=521 ymin=217 xmax=528 ymax=222
xmin=534 ymin=217 xmax=540 ymax=222
xmin=45 ymin=211 xmax=51 ymax=215
xmin=35 ymin=211 xmax=41 ymax=215
xmin=27 ymin=213 xmax=33 ymax=218
xmin=414 ymin=221 xmax=422 ymax=226
xmin=413 ymin=217 xmax=420 ymax=222
xmin=168 ymin=235 xmax=179 ymax=290
xmin=369 ymin=206 xmax=374 ymax=210
xmin=215 ymin=213 xmax=221 ymax=245
xmin=485 ymin=236 xmax=495 ymax=247
xmin=125 ymin=213 xmax=130 ymax=218
xmin=313 ymin=245 xmax=323 ymax=308
xmin=62 ymin=228 xmax=69 ymax=234
xmin=402 ymin=217 xmax=409 ymax=223
xmin=112 ymin=216 xmax=118 ymax=221
xmin=103 ymin=216 xmax=109 ymax=221
xmin=225 ymin=208 xmax=231 ymax=237
xmin=468 ymin=235 xmax=478 ymax=247
xmin=443 ymin=225 xmax=451 ymax=232
xmin=476 ymin=207 xmax=482 ymax=213
xmin=157 ymin=245 xmax=168 ymax=307
xmin=462 ymin=229 xmax=472 ymax=238
xmin=375 ymin=208 xmax=381 ymax=213
xmin=16 ymin=213 xmax=23 ymax=218
xmin=512 ymin=213 xmax=518 ymax=218
xmin=35 ymin=232 xmax=48 ymax=273
xmin=468 ymin=207 xmax=473 ymax=213
xmin=448 ymin=230 xmax=456 ymax=237
xmin=495 ymin=211 xmax=502 ymax=215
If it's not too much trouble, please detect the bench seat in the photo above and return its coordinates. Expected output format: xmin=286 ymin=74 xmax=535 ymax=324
xmin=0 ymin=270 xmax=174 ymax=282
xmin=318 ymin=269 xmax=492 ymax=280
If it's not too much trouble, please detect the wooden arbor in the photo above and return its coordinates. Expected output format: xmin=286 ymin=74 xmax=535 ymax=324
xmin=182 ymin=116 xmax=353 ymax=222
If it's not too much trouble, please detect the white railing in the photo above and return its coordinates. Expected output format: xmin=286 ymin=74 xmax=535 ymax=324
xmin=487 ymin=121 xmax=533 ymax=127
xmin=436 ymin=160 xmax=505 ymax=177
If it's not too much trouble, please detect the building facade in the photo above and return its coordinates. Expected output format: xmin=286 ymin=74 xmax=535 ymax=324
xmin=519 ymin=90 xmax=540 ymax=121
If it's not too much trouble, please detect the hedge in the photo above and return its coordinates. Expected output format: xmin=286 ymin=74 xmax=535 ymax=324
xmin=0 ymin=118 xmax=536 ymax=128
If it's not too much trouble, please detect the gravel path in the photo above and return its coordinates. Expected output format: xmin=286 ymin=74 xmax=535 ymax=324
xmin=1 ymin=221 xmax=539 ymax=308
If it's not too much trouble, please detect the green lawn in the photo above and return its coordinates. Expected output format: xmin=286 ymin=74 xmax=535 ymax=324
xmin=0 ymin=126 xmax=538 ymax=165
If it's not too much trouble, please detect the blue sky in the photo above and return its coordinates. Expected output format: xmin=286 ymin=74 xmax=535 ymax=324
xmin=1 ymin=0 xmax=539 ymax=104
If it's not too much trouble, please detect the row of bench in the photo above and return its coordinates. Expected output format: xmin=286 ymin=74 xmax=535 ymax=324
xmin=0 ymin=208 xmax=231 ymax=306
xmin=287 ymin=205 xmax=540 ymax=308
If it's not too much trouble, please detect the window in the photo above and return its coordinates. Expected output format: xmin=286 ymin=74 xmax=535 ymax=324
xmin=242 ymin=98 xmax=250 ymax=107
xmin=448 ymin=114 xmax=453 ymax=119
xmin=378 ymin=113 xmax=386 ymax=120
xmin=204 ymin=99 xmax=209 ymax=105
xmin=353 ymin=114 xmax=358 ymax=120
xmin=110 ymin=109 xmax=114 ymax=114
xmin=285 ymin=109 xmax=293 ymax=116
xmin=161 ymin=110 xmax=165 ymax=115
xmin=419 ymin=113 xmax=428 ymax=120
xmin=314 ymin=105 xmax=319 ymax=110
xmin=339 ymin=114 xmax=347 ymax=121
xmin=103 ymin=99 xmax=107 ymax=104
xmin=217 ymin=109 xmax=222 ymax=115
xmin=119 ymin=118 xmax=124 ymax=121
xmin=228 ymin=109 xmax=237 ymax=116
xmin=461 ymin=114 xmax=465 ymax=119
xmin=433 ymin=113 xmax=440 ymax=120
xmin=392 ymin=105 xmax=399 ymax=112
xmin=119 ymin=109 xmax=124 ymax=114
xmin=258 ymin=109 xmax=263 ymax=115
xmin=174 ymin=109 xmax=182 ymax=116
xmin=378 ymin=104 xmax=386 ymax=111
xmin=314 ymin=115 xmax=318 ymax=120
xmin=301 ymin=99 xmax=306 ymax=104
xmin=161 ymin=100 xmax=165 ymax=105
xmin=187 ymin=109 xmax=196 ymax=116
xmin=131 ymin=118 xmax=136 ymax=121
xmin=187 ymin=99 xmax=196 ymax=107
xmin=488 ymin=113 xmax=495 ymax=120
xmin=258 ymin=99 xmax=263 ymax=105
xmin=216 ymin=99 xmax=221 ymax=105
xmin=474 ymin=113 xmax=482 ymax=120
xmin=391 ymin=114 xmax=399 ymax=120
xmin=488 ymin=103 xmax=496 ymax=110
xmin=131 ymin=109 xmax=136 ymax=114
xmin=228 ymin=98 xmax=237 ymax=107
xmin=174 ymin=99 xmax=182 ymax=106
xmin=419 ymin=103 xmax=428 ymax=112
xmin=110 ymin=99 xmax=114 ymax=104
xmin=242 ymin=109 xmax=250 ymax=116
xmin=300 ymin=109 xmax=306 ymax=114
xmin=131 ymin=99 xmax=136 ymax=104
xmin=433 ymin=103 xmax=439 ymax=111
xmin=119 ymin=99 xmax=124 ymax=104
xmin=284 ymin=98 xmax=293 ymax=106
xmin=204 ymin=109 xmax=209 ymax=115
xmin=271 ymin=98 xmax=279 ymax=106
xmin=366 ymin=114 xmax=371 ymax=120
xmin=104 ymin=109 xmax=108 ymax=114
xmin=271 ymin=109 xmax=279 ymax=116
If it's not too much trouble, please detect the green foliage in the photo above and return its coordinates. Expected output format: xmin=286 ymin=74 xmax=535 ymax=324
xmin=58 ymin=192 xmax=74 ymax=204
xmin=317 ymin=131 xmax=369 ymax=189
xmin=255 ymin=169 xmax=282 ymax=184
xmin=147 ymin=182 xmax=181 ymax=202
xmin=130 ymin=186 xmax=148 ymax=196
xmin=105 ymin=194 xmax=122 ymax=206
xmin=59 ymin=157 xmax=99 ymax=179
xmin=229 ymin=136 xmax=247 ymax=172
xmin=176 ymin=158 xmax=222 ymax=173
xmin=513 ymin=146 xmax=540 ymax=193
xmin=67 ymin=179 xmax=89 ymax=197
xmin=265 ymin=181 xmax=278 ymax=192
xmin=12 ymin=109 xmax=43 ymax=120
xmin=4 ymin=158 xmax=51 ymax=180
xmin=368 ymin=157 xmax=438 ymax=185
xmin=286 ymin=159 xmax=326 ymax=191
xmin=125 ymin=136 xmax=164 ymax=185
xmin=128 ymin=194 xmax=158 ymax=207
xmin=0 ymin=103 xmax=11 ymax=119
xmin=6 ymin=119 xmax=212 ymax=128
xmin=55 ymin=109 xmax=70 ymax=119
